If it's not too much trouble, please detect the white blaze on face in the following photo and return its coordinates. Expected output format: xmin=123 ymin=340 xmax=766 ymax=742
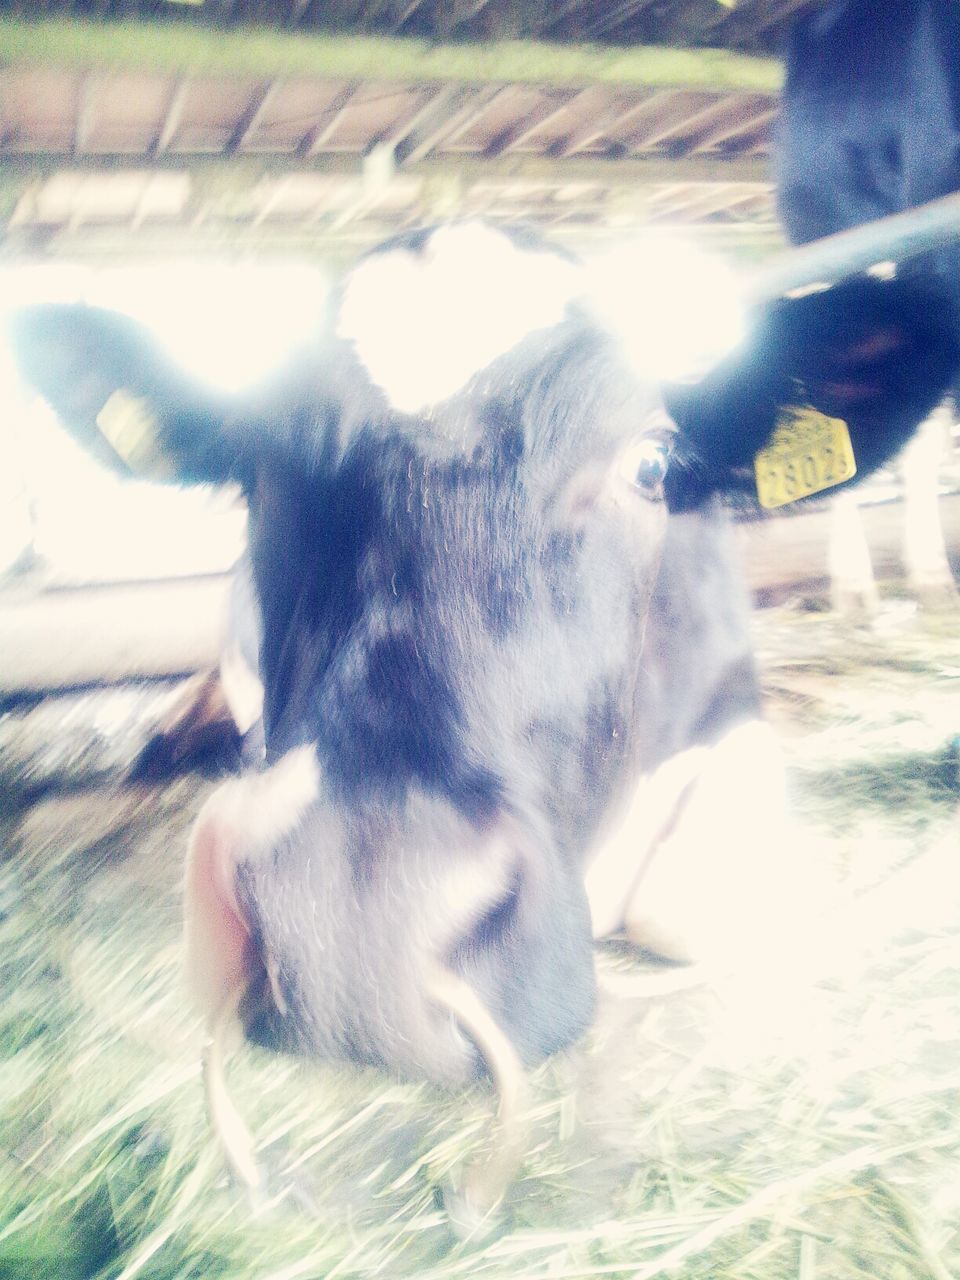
xmin=337 ymin=223 xmax=581 ymax=414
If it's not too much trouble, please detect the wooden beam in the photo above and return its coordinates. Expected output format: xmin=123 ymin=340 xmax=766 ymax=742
xmin=0 ymin=578 xmax=231 ymax=692
xmin=0 ymin=150 xmax=771 ymax=187
xmin=728 ymin=0 xmax=825 ymax=41
xmin=650 ymin=182 xmax=773 ymax=223
xmin=485 ymin=89 xmax=584 ymax=158
xmin=149 ymin=76 xmax=190 ymax=156
xmin=297 ymin=80 xmax=360 ymax=158
xmin=630 ymin=94 xmax=743 ymax=152
xmin=398 ymin=87 xmax=503 ymax=165
xmin=585 ymin=0 xmax=660 ymax=41
xmin=688 ymin=105 xmax=777 ymax=154
xmin=555 ymin=92 xmax=669 ymax=159
xmin=428 ymin=83 xmax=510 ymax=151
xmin=288 ymin=0 xmax=314 ymax=27
xmin=225 ymin=78 xmax=281 ymax=155
xmin=73 ymin=72 xmax=95 ymax=158
xmin=0 ymin=16 xmax=784 ymax=94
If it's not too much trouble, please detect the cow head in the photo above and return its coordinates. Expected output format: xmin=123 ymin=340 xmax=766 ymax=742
xmin=10 ymin=224 xmax=677 ymax=1095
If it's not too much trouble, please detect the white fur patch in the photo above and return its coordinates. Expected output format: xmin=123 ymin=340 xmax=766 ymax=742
xmin=585 ymin=720 xmax=793 ymax=964
xmin=337 ymin=222 xmax=580 ymax=414
xmin=198 ymin=744 xmax=320 ymax=863
xmin=219 ymin=640 xmax=264 ymax=737
xmin=584 ymin=739 xmax=710 ymax=941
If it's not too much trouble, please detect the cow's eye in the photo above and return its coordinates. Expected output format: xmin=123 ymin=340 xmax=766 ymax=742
xmin=620 ymin=429 xmax=674 ymax=500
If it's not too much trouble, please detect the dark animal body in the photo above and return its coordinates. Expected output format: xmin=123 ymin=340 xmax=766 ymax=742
xmin=774 ymin=0 xmax=960 ymax=470
xmin=777 ymin=0 xmax=960 ymax=272
xmin=771 ymin=0 xmax=960 ymax=616
xmin=11 ymin=217 xmax=953 ymax=1214
xmin=665 ymin=2 xmax=960 ymax=502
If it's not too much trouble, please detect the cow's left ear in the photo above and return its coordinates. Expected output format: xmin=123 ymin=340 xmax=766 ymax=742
xmin=9 ymin=304 xmax=238 ymax=486
xmin=664 ymin=272 xmax=960 ymax=510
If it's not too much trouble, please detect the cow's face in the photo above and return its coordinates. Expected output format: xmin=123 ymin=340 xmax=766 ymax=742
xmin=10 ymin=224 xmax=678 ymax=1090
xmin=194 ymin=225 xmax=678 ymax=1085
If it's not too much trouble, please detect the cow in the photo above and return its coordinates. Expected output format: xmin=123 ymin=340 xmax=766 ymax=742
xmin=777 ymin=0 xmax=960 ymax=276
xmin=9 ymin=219 xmax=956 ymax=1227
xmin=664 ymin=0 xmax=960 ymax=510
xmin=773 ymin=0 xmax=960 ymax=618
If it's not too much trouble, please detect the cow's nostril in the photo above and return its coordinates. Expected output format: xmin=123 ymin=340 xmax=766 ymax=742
xmin=453 ymin=879 xmax=521 ymax=960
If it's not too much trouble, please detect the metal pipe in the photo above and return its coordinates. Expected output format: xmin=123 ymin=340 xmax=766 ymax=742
xmin=748 ymin=190 xmax=960 ymax=305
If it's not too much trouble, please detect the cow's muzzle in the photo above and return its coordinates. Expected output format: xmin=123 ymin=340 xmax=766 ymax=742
xmin=202 ymin=962 xmax=528 ymax=1233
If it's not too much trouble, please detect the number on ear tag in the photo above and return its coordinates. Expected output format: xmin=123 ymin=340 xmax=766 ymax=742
xmin=754 ymin=406 xmax=857 ymax=510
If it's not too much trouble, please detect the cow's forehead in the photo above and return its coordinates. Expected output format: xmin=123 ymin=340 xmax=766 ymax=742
xmin=336 ymin=222 xmax=583 ymax=415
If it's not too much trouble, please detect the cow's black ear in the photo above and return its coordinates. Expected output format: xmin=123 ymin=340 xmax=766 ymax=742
xmin=664 ymin=272 xmax=960 ymax=510
xmin=769 ymin=272 xmax=960 ymax=477
xmin=9 ymin=304 xmax=237 ymax=486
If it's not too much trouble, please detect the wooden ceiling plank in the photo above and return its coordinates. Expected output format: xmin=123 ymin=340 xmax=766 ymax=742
xmin=433 ymin=83 xmax=510 ymax=149
xmin=297 ymin=80 xmax=360 ymax=158
xmin=400 ymin=83 xmax=507 ymax=163
xmin=688 ymin=105 xmax=777 ymax=153
xmin=129 ymin=171 xmax=173 ymax=230
xmin=150 ymin=76 xmax=190 ymax=156
xmin=643 ymin=180 xmax=705 ymax=206
xmin=73 ymin=71 xmax=95 ymax=158
xmin=650 ymin=181 xmax=773 ymax=221
xmin=252 ymin=174 xmax=289 ymax=227
xmin=382 ymin=84 xmax=462 ymax=150
xmin=555 ymin=90 xmax=679 ymax=158
xmin=485 ymin=88 xmax=587 ymax=158
xmin=629 ymin=93 xmax=747 ymax=152
xmin=225 ymin=78 xmax=282 ymax=155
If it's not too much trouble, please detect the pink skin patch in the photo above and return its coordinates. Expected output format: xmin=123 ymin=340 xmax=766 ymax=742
xmin=183 ymin=746 xmax=319 ymax=1021
xmin=183 ymin=793 xmax=255 ymax=1023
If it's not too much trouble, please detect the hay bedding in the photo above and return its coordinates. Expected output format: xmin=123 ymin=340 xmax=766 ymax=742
xmin=0 ymin=604 xmax=958 ymax=1280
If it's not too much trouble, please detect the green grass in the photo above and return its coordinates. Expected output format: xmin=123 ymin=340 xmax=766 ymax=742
xmin=1 ymin=601 xmax=958 ymax=1279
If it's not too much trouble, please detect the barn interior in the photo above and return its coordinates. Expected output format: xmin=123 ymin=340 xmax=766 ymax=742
xmin=0 ymin=4 xmax=959 ymax=1280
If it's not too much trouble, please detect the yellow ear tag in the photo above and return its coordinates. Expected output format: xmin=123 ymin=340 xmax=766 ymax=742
xmin=754 ymin=405 xmax=857 ymax=509
xmin=96 ymin=390 xmax=174 ymax=481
